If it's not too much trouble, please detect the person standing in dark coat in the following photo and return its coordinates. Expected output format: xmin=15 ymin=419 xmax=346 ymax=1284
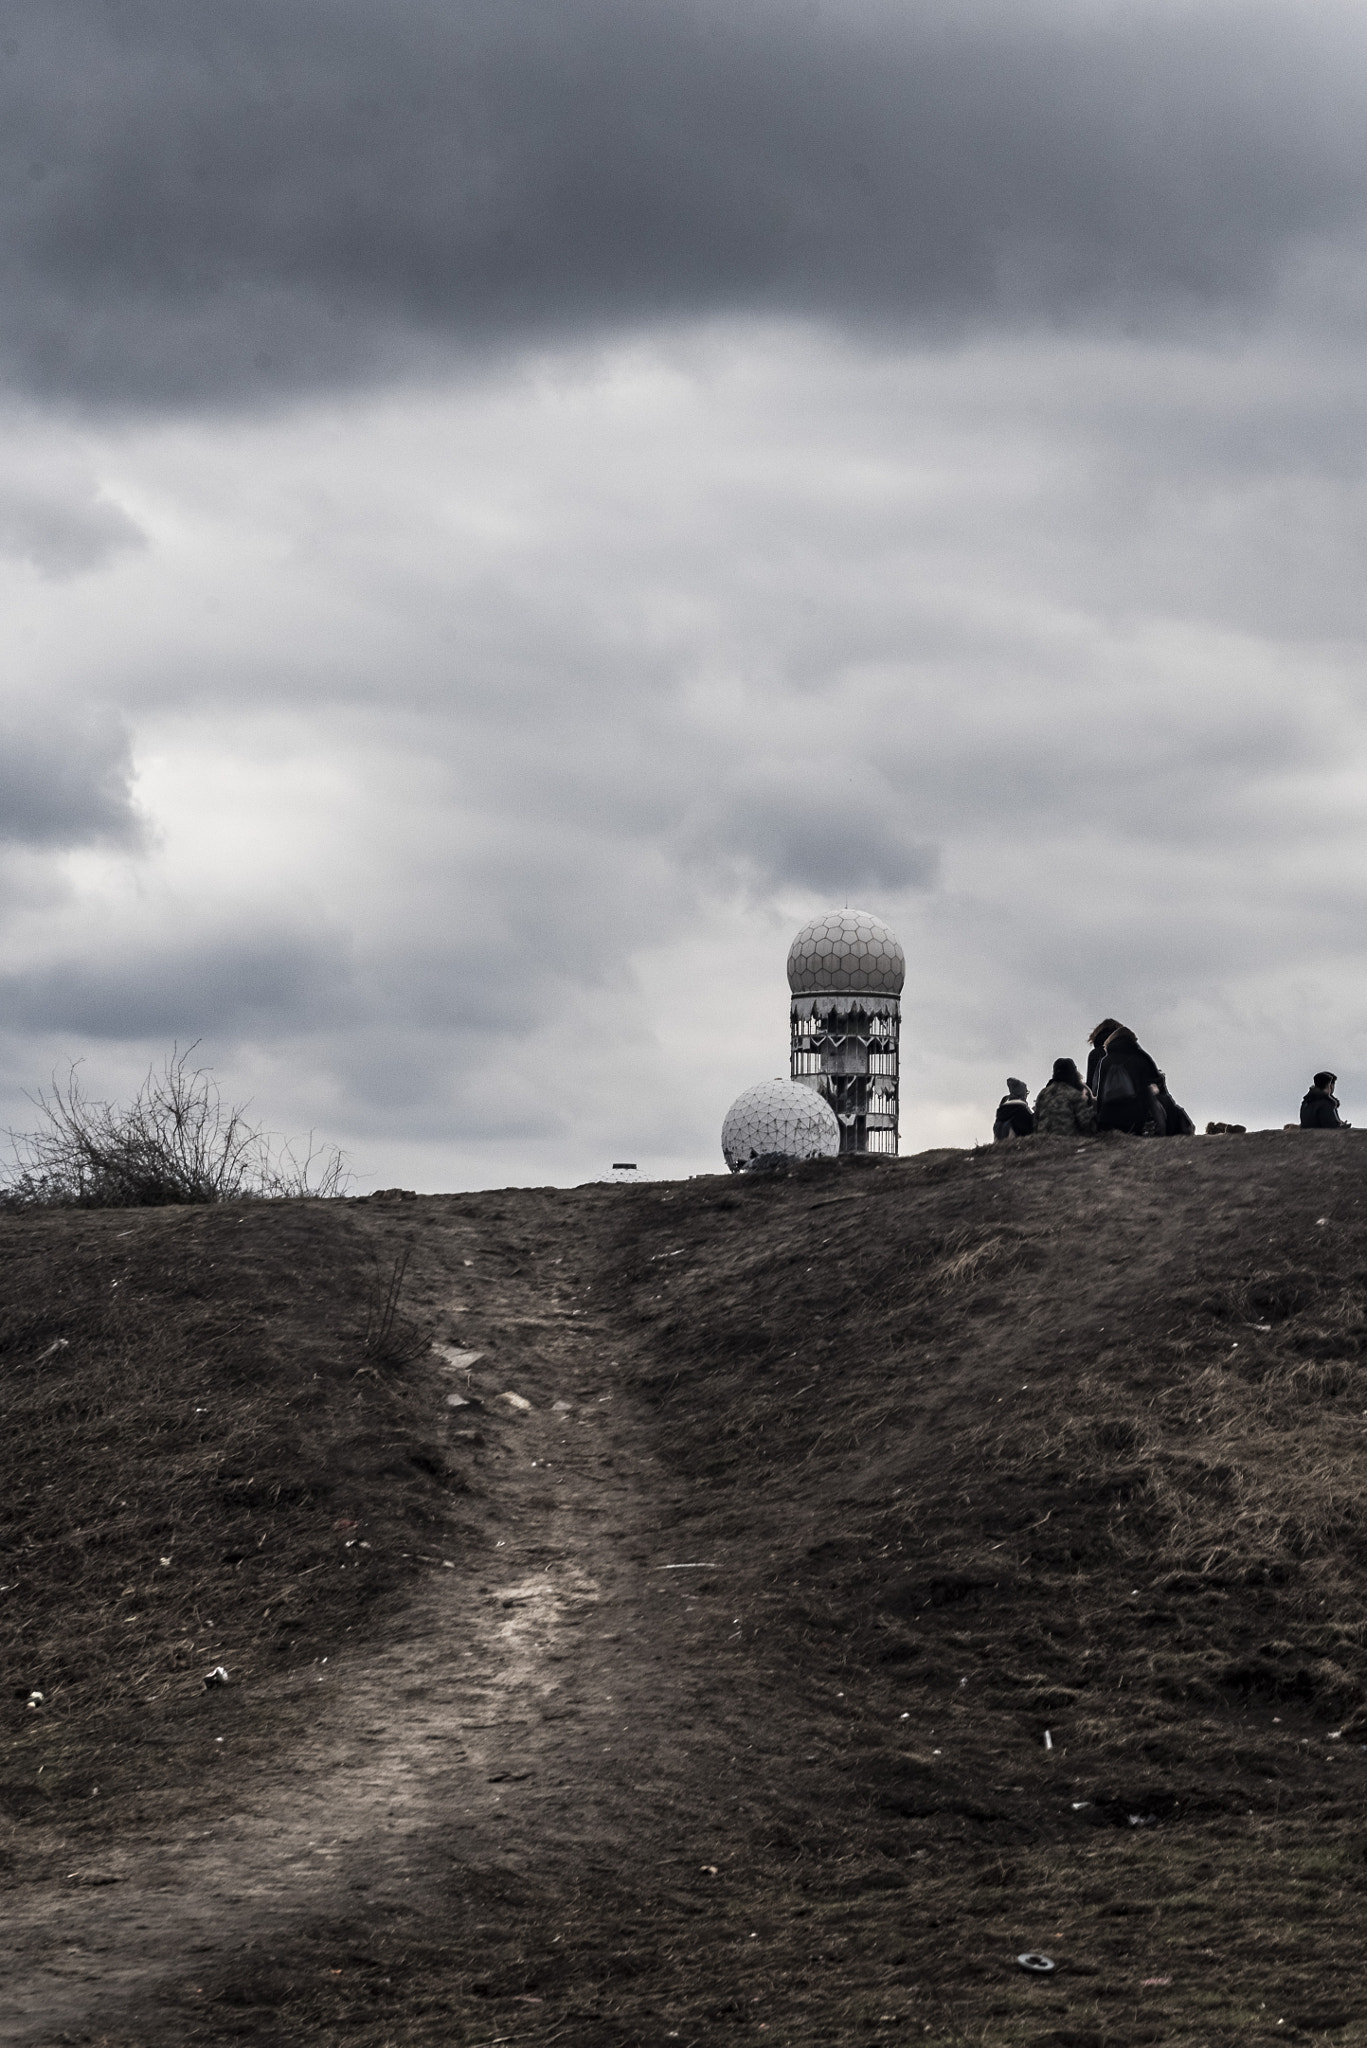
xmin=1094 ymin=1027 xmax=1163 ymax=1134
xmin=993 ymin=1078 xmax=1034 ymax=1142
xmin=1300 ymin=1073 xmax=1351 ymax=1128
xmin=1085 ymin=1019 xmax=1124 ymax=1097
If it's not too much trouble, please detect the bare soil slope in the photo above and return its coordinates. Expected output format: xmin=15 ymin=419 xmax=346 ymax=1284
xmin=5 ymin=1133 xmax=1367 ymax=2046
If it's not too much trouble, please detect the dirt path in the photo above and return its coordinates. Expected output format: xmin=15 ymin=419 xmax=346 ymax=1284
xmin=2 ymin=1193 xmax=695 ymax=2046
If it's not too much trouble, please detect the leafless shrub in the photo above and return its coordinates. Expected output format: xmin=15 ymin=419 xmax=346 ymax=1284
xmin=361 ymin=1247 xmax=425 ymax=1366
xmin=0 ymin=1046 xmax=350 ymax=1209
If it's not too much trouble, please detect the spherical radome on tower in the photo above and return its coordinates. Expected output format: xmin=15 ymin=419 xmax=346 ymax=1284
xmin=786 ymin=909 xmax=905 ymax=996
xmin=721 ymin=1078 xmax=841 ymax=1173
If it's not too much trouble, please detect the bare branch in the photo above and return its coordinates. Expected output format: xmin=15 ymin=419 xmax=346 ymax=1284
xmin=0 ymin=1047 xmax=352 ymax=1208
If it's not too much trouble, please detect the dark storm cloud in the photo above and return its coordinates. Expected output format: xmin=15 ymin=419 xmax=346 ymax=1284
xmin=0 ymin=710 xmax=140 ymax=845
xmin=2 ymin=0 xmax=1365 ymax=404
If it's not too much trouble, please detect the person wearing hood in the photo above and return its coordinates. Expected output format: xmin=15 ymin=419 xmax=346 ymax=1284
xmin=1034 ymin=1058 xmax=1098 ymax=1137
xmin=1300 ymin=1073 xmax=1351 ymax=1129
xmin=993 ymin=1078 xmax=1034 ymax=1142
xmin=1094 ymin=1026 xmax=1163 ymax=1135
xmin=1084 ymin=1019 xmax=1124 ymax=1097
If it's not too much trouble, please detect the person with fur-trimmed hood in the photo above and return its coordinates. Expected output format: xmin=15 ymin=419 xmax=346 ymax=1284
xmin=1094 ymin=1026 xmax=1163 ymax=1135
xmin=1034 ymin=1058 xmax=1098 ymax=1137
xmin=1300 ymin=1072 xmax=1351 ymax=1128
xmin=993 ymin=1078 xmax=1034 ymax=1142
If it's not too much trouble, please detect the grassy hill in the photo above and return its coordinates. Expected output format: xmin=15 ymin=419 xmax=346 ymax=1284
xmin=4 ymin=1132 xmax=1367 ymax=2045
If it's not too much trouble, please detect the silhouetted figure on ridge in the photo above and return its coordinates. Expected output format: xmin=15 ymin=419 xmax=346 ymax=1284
xmin=993 ymin=1078 xmax=1034 ymax=1142
xmin=1094 ymin=1026 xmax=1164 ymax=1135
xmin=1084 ymin=1018 xmax=1124 ymax=1098
xmin=1300 ymin=1072 xmax=1351 ymax=1129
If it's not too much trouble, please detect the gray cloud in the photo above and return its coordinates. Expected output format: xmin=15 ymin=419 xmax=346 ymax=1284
xmin=0 ymin=708 xmax=140 ymax=846
xmin=0 ymin=929 xmax=352 ymax=1037
xmin=0 ymin=473 xmax=143 ymax=575
xmin=676 ymin=776 xmax=939 ymax=896
xmin=2 ymin=1 xmax=1367 ymax=404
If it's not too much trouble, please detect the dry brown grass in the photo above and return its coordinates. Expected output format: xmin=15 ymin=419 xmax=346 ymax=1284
xmin=0 ymin=1200 xmax=449 ymax=1833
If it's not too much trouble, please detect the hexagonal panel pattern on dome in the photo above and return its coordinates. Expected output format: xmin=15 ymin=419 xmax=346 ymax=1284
xmin=786 ymin=909 xmax=905 ymax=996
xmin=720 ymin=1078 xmax=841 ymax=1173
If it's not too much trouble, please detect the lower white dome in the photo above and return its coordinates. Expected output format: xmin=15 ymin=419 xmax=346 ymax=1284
xmin=721 ymin=1078 xmax=841 ymax=1173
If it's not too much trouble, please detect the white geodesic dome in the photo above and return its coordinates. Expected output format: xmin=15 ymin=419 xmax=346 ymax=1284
xmin=721 ymin=1078 xmax=841 ymax=1173
xmin=786 ymin=909 xmax=905 ymax=997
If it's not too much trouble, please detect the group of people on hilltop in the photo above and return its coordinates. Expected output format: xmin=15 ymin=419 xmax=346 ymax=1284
xmin=993 ymin=1020 xmax=1354 ymax=1142
xmin=994 ymin=1019 xmax=1192 ymax=1141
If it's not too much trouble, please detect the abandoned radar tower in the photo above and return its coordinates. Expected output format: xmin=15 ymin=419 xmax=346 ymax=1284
xmin=787 ymin=909 xmax=904 ymax=1155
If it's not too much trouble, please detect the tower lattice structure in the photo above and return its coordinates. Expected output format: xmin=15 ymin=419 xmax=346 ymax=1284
xmin=787 ymin=909 xmax=904 ymax=1155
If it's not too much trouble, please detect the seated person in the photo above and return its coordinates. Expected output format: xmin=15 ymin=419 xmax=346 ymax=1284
xmin=1095 ymin=1027 xmax=1162 ymax=1135
xmin=1034 ymin=1057 xmax=1098 ymax=1136
xmin=1300 ymin=1072 xmax=1351 ymax=1128
xmin=993 ymin=1077 xmax=1034 ymax=1142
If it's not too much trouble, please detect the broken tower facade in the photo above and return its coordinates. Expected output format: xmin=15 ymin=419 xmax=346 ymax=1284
xmin=787 ymin=909 xmax=904 ymax=1155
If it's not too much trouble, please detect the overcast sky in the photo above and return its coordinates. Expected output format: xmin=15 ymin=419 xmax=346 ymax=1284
xmin=3 ymin=0 xmax=1367 ymax=1188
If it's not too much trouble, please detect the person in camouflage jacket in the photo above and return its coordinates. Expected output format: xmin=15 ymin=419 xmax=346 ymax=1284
xmin=1033 ymin=1058 xmax=1097 ymax=1137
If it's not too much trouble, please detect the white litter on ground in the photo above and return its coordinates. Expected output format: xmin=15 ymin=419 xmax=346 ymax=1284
xmin=433 ymin=1344 xmax=483 ymax=1370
